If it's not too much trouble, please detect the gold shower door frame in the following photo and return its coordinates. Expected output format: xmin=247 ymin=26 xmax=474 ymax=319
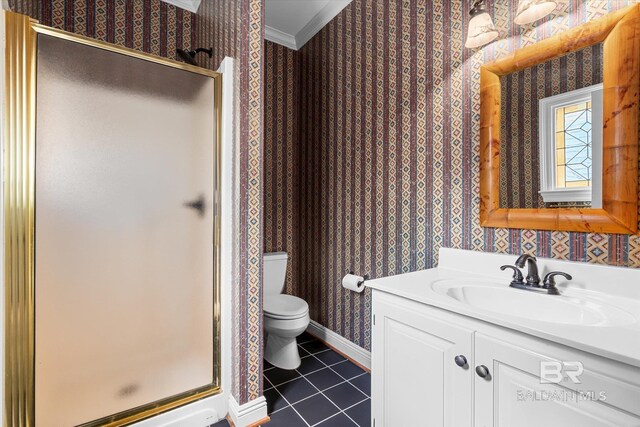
xmin=3 ymin=12 xmax=222 ymax=426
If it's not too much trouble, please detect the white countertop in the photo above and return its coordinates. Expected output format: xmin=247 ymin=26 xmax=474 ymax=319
xmin=365 ymin=248 xmax=640 ymax=368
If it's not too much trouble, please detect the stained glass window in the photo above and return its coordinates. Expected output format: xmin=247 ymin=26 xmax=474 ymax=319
xmin=554 ymin=101 xmax=592 ymax=189
xmin=539 ymin=84 xmax=601 ymax=205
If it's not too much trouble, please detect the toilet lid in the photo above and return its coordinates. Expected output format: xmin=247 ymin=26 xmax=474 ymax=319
xmin=264 ymin=295 xmax=309 ymax=319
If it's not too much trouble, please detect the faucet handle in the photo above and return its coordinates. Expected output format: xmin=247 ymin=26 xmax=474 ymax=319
xmin=542 ymin=271 xmax=572 ymax=295
xmin=500 ymin=265 xmax=524 ymax=286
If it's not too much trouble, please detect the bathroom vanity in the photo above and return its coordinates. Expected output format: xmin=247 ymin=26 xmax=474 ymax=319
xmin=367 ymin=248 xmax=640 ymax=427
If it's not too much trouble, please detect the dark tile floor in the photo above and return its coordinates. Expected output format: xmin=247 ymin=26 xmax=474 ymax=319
xmin=264 ymin=332 xmax=371 ymax=426
xmin=211 ymin=332 xmax=371 ymax=427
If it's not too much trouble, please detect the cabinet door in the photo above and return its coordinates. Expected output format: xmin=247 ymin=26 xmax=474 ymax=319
xmin=474 ymin=333 xmax=640 ymax=427
xmin=372 ymin=292 xmax=474 ymax=427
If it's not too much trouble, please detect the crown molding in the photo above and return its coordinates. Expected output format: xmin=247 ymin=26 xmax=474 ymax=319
xmin=295 ymin=0 xmax=351 ymax=49
xmin=265 ymin=0 xmax=352 ymax=51
xmin=160 ymin=0 xmax=201 ymax=13
xmin=265 ymin=25 xmax=298 ymax=50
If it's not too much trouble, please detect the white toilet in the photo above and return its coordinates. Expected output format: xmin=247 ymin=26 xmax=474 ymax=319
xmin=263 ymin=252 xmax=310 ymax=370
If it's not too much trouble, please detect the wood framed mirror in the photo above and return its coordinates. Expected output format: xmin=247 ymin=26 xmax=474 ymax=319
xmin=480 ymin=5 xmax=640 ymax=234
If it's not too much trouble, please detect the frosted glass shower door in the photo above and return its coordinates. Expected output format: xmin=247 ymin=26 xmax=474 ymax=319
xmin=34 ymin=35 xmax=216 ymax=426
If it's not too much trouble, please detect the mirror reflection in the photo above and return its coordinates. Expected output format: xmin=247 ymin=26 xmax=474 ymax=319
xmin=499 ymin=43 xmax=603 ymax=209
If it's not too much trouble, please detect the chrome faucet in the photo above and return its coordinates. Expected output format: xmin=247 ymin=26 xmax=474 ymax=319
xmin=515 ymin=254 xmax=541 ymax=287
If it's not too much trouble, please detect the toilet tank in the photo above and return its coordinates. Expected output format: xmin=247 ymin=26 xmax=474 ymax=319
xmin=263 ymin=252 xmax=288 ymax=295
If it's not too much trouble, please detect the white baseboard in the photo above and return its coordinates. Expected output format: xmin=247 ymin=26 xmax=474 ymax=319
xmin=228 ymin=395 xmax=267 ymax=427
xmin=306 ymin=320 xmax=371 ymax=370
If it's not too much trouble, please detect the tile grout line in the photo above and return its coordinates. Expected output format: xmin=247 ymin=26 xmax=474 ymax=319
xmin=270 ymin=376 xmax=319 ymax=413
xmin=263 ymin=373 xmax=275 ymax=391
xmin=264 ymin=342 xmax=370 ymax=426
xmin=298 ymin=357 xmax=352 ymax=377
xmin=263 ymin=375 xmax=276 ymax=392
xmin=302 ymin=373 xmax=369 ymax=427
xmin=265 ymin=345 xmax=350 ymax=388
xmin=267 ymin=358 xmax=368 ymax=390
xmin=270 ymin=373 xmax=368 ymax=415
xmin=265 ymin=347 xmax=369 ymax=390
xmin=297 ymin=336 xmax=318 ymax=345
xmin=309 ymin=353 xmax=369 ymax=398
xmin=266 ymin=375 xmax=313 ymax=427
xmin=348 ymin=376 xmax=371 ymax=397
xmin=301 ymin=376 xmax=348 ymax=425
xmin=311 ymin=396 xmax=370 ymax=427
xmin=305 ymin=353 xmax=369 ymax=426
xmin=298 ymin=354 xmax=369 ymax=426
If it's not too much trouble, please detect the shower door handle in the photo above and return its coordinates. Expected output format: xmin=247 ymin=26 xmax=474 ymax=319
xmin=183 ymin=194 xmax=206 ymax=217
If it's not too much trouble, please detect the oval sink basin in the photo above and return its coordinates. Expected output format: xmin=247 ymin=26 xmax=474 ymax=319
xmin=431 ymin=279 xmax=636 ymax=326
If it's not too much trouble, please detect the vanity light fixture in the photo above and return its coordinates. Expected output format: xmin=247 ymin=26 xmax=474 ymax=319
xmin=514 ymin=0 xmax=557 ymax=25
xmin=465 ymin=0 xmax=499 ymax=49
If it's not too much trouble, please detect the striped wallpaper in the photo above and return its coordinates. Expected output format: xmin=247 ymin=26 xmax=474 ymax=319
xmin=9 ymin=0 xmax=265 ymax=406
xmin=194 ymin=0 xmax=238 ymax=71
xmin=8 ymin=0 xmax=194 ymax=59
xmin=264 ymin=40 xmax=300 ymax=296
xmin=262 ymin=0 xmax=640 ymax=353
xmin=499 ymin=43 xmax=603 ymax=209
xmin=194 ymin=0 xmax=265 ymax=405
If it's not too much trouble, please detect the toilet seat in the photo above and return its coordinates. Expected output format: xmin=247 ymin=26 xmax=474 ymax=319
xmin=264 ymin=294 xmax=309 ymax=320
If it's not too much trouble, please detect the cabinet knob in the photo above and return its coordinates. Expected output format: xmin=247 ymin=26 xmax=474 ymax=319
xmin=475 ymin=365 xmax=491 ymax=379
xmin=454 ymin=355 xmax=468 ymax=368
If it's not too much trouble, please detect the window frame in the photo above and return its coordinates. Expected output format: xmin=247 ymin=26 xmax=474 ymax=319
xmin=538 ymin=83 xmax=603 ymax=207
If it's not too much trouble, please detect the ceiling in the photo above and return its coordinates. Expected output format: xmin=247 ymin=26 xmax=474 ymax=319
xmin=161 ymin=0 xmax=201 ymax=13
xmin=161 ymin=0 xmax=351 ymax=51
xmin=265 ymin=0 xmax=352 ymax=50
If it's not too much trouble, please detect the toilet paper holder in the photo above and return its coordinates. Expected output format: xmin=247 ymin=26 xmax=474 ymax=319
xmin=348 ymin=271 xmax=370 ymax=284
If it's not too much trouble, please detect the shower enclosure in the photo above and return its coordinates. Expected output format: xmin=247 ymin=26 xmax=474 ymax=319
xmin=4 ymin=12 xmax=221 ymax=426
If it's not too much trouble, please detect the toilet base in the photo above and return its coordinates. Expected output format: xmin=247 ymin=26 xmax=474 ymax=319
xmin=264 ymin=333 xmax=302 ymax=370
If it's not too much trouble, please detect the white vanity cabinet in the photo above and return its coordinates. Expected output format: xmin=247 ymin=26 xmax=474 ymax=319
xmin=371 ymin=292 xmax=474 ymax=427
xmin=474 ymin=333 xmax=640 ymax=427
xmin=371 ymin=290 xmax=640 ymax=427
